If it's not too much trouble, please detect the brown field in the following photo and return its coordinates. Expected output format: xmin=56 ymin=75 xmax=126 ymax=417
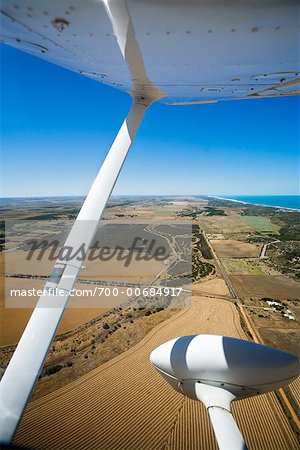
xmin=197 ymin=216 xmax=254 ymax=234
xmin=14 ymin=295 xmax=299 ymax=450
xmin=0 ymin=278 xmax=125 ymax=346
xmin=109 ymin=203 xmax=188 ymax=222
xmin=3 ymin=250 xmax=166 ymax=284
xmin=3 ymin=250 xmax=54 ymax=276
xmin=259 ymin=327 xmax=300 ymax=358
xmin=289 ymin=377 xmax=300 ymax=407
xmin=81 ymin=253 xmax=166 ymax=283
xmin=29 ymin=308 xmax=177 ymax=401
xmin=231 ymin=275 xmax=300 ymax=300
xmin=193 ymin=277 xmax=231 ymax=297
xmin=210 ymin=239 xmax=261 ymax=258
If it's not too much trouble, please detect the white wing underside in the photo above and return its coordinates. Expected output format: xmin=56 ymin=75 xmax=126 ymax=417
xmin=1 ymin=0 xmax=299 ymax=105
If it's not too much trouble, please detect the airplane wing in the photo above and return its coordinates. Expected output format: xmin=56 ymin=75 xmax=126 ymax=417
xmin=1 ymin=0 xmax=299 ymax=104
xmin=0 ymin=1 xmax=299 ymax=448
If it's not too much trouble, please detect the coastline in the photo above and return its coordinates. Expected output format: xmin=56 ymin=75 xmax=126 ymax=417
xmin=212 ymin=196 xmax=300 ymax=212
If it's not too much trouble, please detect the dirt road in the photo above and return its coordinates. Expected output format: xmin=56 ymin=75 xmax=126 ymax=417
xmin=15 ymin=296 xmax=299 ymax=450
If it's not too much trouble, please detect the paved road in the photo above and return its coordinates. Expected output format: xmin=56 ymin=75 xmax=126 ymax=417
xmin=202 ymin=231 xmax=300 ymax=434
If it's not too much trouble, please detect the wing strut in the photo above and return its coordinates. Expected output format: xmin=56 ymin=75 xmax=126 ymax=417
xmin=0 ymin=97 xmax=150 ymax=444
xmin=195 ymin=384 xmax=247 ymax=450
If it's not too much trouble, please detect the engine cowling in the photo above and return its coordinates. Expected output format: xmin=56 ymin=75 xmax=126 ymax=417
xmin=150 ymin=335 xmax=299 ymax=399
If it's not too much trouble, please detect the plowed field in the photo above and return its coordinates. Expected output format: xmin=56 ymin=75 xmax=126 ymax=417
xmin=15 ymin=296 xmax=299 ymax=450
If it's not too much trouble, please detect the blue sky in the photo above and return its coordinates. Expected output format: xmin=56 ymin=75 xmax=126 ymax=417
xmin=1 ymin=44 xmax=299 ymax=197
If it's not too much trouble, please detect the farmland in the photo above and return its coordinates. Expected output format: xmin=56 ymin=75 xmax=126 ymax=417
xmin=222 ymin=259 xmax=265 ymax=275
xmin=0 ymin=277 xmax=112 ymax=345
xmin=197 ymin=215 xmax=254 ymax=234
xmin=1 ymin=195 xmax=299 ymax=449
xmin=210 ymin=239 xmax=261 ymax=258
xmin=231 ymin=275 xmax=300 ymax=300
xmin=237 ymin=215 xmax=277 ymax=232
xmin=14 ymin=294 xmax=299 ymax=450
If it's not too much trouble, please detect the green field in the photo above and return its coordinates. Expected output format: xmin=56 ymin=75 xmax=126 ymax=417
xmin=236 ymin=215 xmax=276 ymax=232
xmin=223 ymin=258 xmax=265 ymax=275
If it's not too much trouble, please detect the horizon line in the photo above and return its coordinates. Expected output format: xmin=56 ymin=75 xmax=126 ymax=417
xmin=1 ymin=193 xmax=300 ymax=199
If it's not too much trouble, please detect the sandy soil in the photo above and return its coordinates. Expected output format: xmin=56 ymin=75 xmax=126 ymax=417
xmin=14 ymin=295 xmax=299 ymax=450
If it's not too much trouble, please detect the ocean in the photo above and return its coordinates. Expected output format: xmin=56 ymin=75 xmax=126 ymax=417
xmin=218 ymin=195 xmax=300 ymax=210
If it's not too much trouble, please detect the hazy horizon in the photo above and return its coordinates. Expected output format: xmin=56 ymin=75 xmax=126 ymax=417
xmin=1 ymin=194 xmax=299 ymax=199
